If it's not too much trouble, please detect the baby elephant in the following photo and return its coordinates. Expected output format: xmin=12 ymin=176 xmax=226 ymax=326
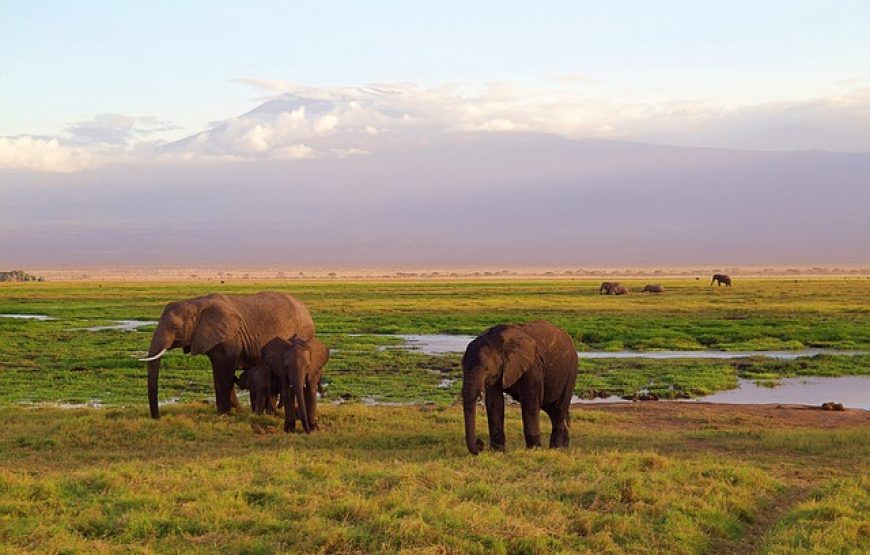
xmin=237 ymin=364 xmax=279 ymax=415
xmin=641 ymin=284 xmax=664 ymax=293
xmin=259 ymin=335 xmax=329 ymax=433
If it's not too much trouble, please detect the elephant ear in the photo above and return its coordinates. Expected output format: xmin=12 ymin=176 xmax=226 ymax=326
xmin=190 ymin=303 xmax=243 ymax=355
xmin=501 ymin=330 xmax=540 ymax=389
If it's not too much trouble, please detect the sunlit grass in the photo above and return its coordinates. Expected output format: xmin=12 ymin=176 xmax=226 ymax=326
xmin=1 ymin=403 xmax=865 ymax=553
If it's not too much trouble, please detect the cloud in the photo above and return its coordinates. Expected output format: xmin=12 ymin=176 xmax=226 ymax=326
xmin=65 ymin=114 xmax=179 ymax=146
xmin=0 ymin=135 xmax=98 ymax=173
xmin=3 ymin=82 xmax=870 ymax=173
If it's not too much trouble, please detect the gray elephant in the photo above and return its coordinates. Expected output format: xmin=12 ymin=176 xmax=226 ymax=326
xmin=139 ymin=291 xmax=315 ymax=418
xmin=236 ymin=364 xmax=279 ymax=415
xmin=711 ymin=274 xmax=732 ymax=287
xmin=641 ymin=284 xmax=664 ymax=293
xmin=257 ymin=335 xmax=329 ymax=433
xmin=599 ymin=281 xmax=621 ymax=294
xmin=462 ymin=320 xmax=579 ymax=455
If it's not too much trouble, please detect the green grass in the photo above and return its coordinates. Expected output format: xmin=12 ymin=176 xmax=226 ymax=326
xmin=760 ymin=476 xmax=870 ymax=554
xmin=1 ymin=278 xmax=868 ymax=407
xmin=0 ymin=403 xmax=866 ymax=553
xmin=1 ymin=278 xmax=869 ymax=552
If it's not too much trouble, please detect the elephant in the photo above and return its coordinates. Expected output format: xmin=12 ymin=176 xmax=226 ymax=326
xmin=711 ymin=274 xmax=732 ymax=287
xmin=599 ymin=281 xmax=621 ymax=294
xmin=641 ymin=284 xmax=664 ymax=293
xmin=610 ymin=285 xmax=628 ymax=295
xmin=236 ymin=364 xmax=279 ymax=415
xmin=462 ymin=320 xmax=579 ymax=455
xmin=256 ymin=335 xmax=329 ymax=433
xmin=139 ymin=291 xmax=315 ymax=418
xmin=282 ymin=336 xmax=329 ymax=433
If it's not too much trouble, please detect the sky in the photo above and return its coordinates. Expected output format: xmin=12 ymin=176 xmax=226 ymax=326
xmin=1 ymin=1 xmax=869 ymax=266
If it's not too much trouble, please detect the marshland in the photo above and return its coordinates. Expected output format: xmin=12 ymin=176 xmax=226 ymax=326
xmin=0 ymin=277 xmax=868 ymax=553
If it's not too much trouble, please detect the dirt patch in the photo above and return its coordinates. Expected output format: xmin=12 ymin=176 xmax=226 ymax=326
xmin=575 ymin=401 xmax=870 ymax=431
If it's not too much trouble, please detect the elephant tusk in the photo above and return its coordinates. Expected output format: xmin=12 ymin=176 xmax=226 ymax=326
xmin=138 ymin=348 xmax=168 ymax=362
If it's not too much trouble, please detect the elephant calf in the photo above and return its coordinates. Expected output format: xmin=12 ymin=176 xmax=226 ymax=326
xmin=237 ymin=365 xmax=279 ymax=415
xmin=462 ymin=320 xmax=579 ymax=455
xmin=258 ymin=335 xmax=329 ymax=433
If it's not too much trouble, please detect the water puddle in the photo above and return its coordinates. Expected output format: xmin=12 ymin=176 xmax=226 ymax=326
xmin=388 ymin=334 xmax=866 ymax=359
xmin=695 ymin=376 xmax=870 ymax=410
xmin=0 ymin=313 xmax=55 ymax=321
xmin=76 ymin=320 xmax=157 ymax=332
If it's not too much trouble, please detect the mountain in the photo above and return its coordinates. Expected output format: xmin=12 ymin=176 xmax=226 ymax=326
xmin=1 ymin=133 xmax=868 ymax=266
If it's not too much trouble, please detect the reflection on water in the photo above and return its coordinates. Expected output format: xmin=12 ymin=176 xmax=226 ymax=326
xmin=77 ymin=320 xmax=157 ymax=332
xmin=0 ymin=313 xmax=55 ymax=321
xmin=393 ymin=334 xmax=866 ymax=359
xmin=697 ymin=376 xmax=870 ymax=410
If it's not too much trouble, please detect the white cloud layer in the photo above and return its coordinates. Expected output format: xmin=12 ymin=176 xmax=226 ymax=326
xmin=2 ymin=82 xmax=869 ymax=173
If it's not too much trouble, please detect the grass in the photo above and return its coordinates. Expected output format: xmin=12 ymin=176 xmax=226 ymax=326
xmin=0 ymin=403 xmax=866 ymax=553
xmin=1 ymin=278 xmax=868 ymax=406
xmin=0 ymin=278 xmax=868 ymax=552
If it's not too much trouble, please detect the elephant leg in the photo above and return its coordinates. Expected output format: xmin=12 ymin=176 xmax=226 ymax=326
xmin=305 ymin=381 xmax=319 ymax=431
xmin=484 ymin=385 xmax=506 ymax=451
xmin=282 ymin=376 xmax=296 ymax=433
xmin=210 ymin=358 xmax=236 ymax=415
xmin=518 ymin=394 xmax=542 ymax=449
xmin=230 ymin=387 xmax=241 ymax=410
xmin=545 ymin=404 xmax=570 ymax=448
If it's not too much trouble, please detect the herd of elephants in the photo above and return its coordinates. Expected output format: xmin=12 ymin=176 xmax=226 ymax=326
xmin=139 ymin=275 xmax=733 ymax=455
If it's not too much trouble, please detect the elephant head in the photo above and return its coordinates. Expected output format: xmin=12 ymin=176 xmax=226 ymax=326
xmin=461 ymin=325 xmax=541 ymax=455
xmin=140 ymin=296 xmax=243 ymax=419
xmin=283 ymin=337 xmax=315 ymax=433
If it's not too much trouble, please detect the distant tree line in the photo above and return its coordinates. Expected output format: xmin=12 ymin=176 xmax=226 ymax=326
xmin=0 ymin=270 xmax=44 ymax=282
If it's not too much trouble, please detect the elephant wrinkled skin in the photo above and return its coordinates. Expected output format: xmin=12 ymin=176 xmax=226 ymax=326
xmin=462 ymin=320 xmax=579 ymax=455
xmin=142 ymin=291 xmax=315 ymax=419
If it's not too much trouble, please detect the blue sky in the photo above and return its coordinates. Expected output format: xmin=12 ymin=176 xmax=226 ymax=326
xmin=2 ymin=1 xmax=868 ymax=143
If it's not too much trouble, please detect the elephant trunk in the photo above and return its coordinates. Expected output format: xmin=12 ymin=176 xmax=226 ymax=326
xmin=462 ymin=373 xmax=485 ymax=455
xmin=146 ymin=326 xmax=174 ymax=419
xmin=292 ymin=365 xmax=310 ymax=433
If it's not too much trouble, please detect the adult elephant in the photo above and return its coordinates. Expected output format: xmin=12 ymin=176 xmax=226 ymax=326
xmin=462 ymin=320 xmax=578 ymax=455
xmin=711 ymin=274 xmax=732 ymax=287
xmin=139 ymin=291 xmax=315 ymax=419
xmin=642 ymin=284 xmax=664 ymax=293
xmin=599 ymin=281 xmax=621 ymax=294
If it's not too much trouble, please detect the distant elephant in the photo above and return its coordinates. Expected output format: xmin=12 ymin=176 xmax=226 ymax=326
xmin=139 ymin=291 xmax=315 ymax=418
xmin=711 ymin=274 xmax=732 ymax=287
xmin=462 ymin=320 xmax=579 ymax=455
xmin=641 ymin=284 xmax=664 ymax=293
xmin=599 ymin=281 xmax=621 ymax=294
xmin=610 ymin=285 xmax=628 ymax=295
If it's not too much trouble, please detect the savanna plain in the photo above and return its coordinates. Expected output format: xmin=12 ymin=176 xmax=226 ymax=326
xmin=0 ymin=278 xmax=868 ymax=553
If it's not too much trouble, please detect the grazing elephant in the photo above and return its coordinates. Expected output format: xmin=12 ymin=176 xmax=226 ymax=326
xmin=255 ymin=336 xmax=329 ymax=433
xmin=641 ymin=284 xmax=664 ymax=293
xmin=236 ymin=364 xmax=279 ymax=415
xmin=599 ymin=281 xmax=621 ymax=294
xmin=139 ymin=291 xmax=315 ymax=418
xmin=462 ymin=320 xmax=579 ymax=455
xmin=281 ymin=336 xmax=329 ymax=433
xmin=610 ymin=285 xmax=628 ymax=295
xmin=711 ymin=274 xmax=732 ymax=287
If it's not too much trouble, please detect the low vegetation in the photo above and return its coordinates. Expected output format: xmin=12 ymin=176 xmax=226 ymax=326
xmin=0 ymin=278 xmax=868 ymax=552
xmin=0 ymin=403 xmax=866 ymax=553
